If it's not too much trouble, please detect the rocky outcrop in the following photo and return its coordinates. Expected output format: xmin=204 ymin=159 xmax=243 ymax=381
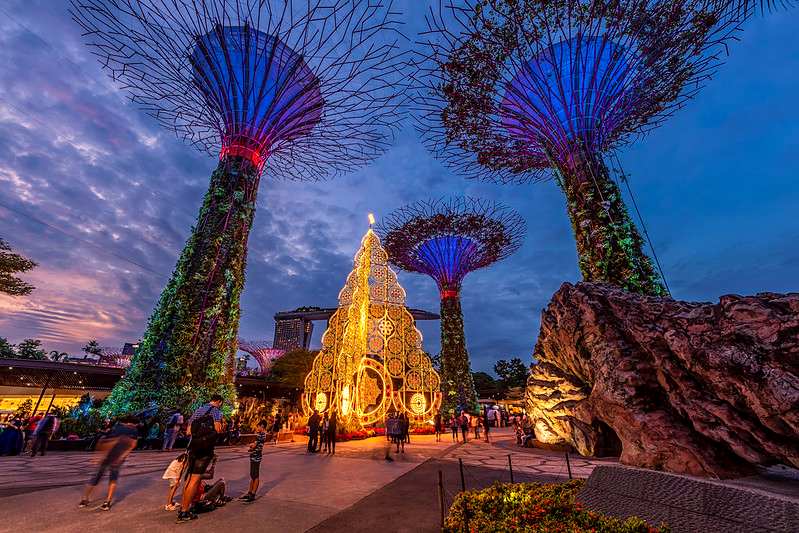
xmin=526 ymin=282 xmax=799 ymax=478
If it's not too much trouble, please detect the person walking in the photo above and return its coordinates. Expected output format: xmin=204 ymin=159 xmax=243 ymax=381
xmin=30 ymin=413 xmax=59 ymax=457
xmin=434 ymin=413 xmax=442 ymax=442
xmin=162 ymin=411 xmax=183 ymax=451
xmin=483 ymin=407 xmax=491 ymax=443
xmin=473 ymin=413 xmax=481 ymax=440
xmin=459 ymin=412 xmax=469 ymax=443
xmin=385 ymin=412 xmax=400 ymax=461
xmin=79 ymin=415 xmax=138 ymax=510
xmin=397 ymin=413 xmax=407 ymax=454
xmin=271 ymin=411 xmax=282 ymax=434
xmin=449 ymin=415 xmax=458 ymax=443
xmin=240 ymin=419 xmax=267 ymax=502
xmin=320 ymin=413 xmax=330 ymax=453
xmin=177 ymin=394 xmax=224 ymax=523
xmin=327 ymin=409 xmax=337 ymax=455
xmin=307 ymin=410 xmax=321 ymax=453
xmin=162 ymin=452 xmax=188 ymax=511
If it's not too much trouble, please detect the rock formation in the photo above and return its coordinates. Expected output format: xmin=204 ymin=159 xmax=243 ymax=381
xmin=526 ymin=282 xmax=799 ymax=478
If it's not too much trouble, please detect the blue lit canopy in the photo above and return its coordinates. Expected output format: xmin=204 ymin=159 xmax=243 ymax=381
xmin=500 ymin=35 xmax=634 ymax=163
xmin=378 ymin=198 xmax=526 ymax=297
xmin=416 ymin=236 xmax=479 ymax=292
xmin=191 ymin=25 xmax=323 ymax=167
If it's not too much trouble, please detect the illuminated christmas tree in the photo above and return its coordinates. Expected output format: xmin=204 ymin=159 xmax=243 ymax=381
xmin=72 ymin=0 xmax=407 ymax=414
xmin=377 ymin=198 xmax=525 ymax=414
xmin=303 ymin=220 xmax=442 ymax=427
xmin=414 ymin=0 xmax=739 ymax=296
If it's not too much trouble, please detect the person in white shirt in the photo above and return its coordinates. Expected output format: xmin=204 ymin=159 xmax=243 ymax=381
xmin=163 ymin=452 xmax=188 ymax=511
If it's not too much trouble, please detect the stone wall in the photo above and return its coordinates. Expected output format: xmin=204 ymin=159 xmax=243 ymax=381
xmin=578 ymin=465 xmax=799 ymax=533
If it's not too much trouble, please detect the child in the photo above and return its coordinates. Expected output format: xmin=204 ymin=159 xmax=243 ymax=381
xmin=162 ymin=452 xmax=188 ymax=511
xmin=240 ymin=420 xmax=267 ymax=502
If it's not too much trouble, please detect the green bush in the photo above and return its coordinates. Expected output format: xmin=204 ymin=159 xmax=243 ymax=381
xmin=444 ymin=480 xmax=667 ymax=533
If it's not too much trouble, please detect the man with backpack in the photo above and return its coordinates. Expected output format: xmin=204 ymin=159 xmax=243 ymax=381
xmin=177 ymin=394 xmax=224 ymax=523
xmin=162 ymin=410 xmax=184 ymax=452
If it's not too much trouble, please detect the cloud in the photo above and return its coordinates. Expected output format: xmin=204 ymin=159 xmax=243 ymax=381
xmin=0 ymin=1 xmax=797 ymax=377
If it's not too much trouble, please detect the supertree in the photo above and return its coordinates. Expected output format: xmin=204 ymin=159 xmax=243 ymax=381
xmin=71 ymin=0 xmax=407 ymax=414
xmin=237 ymin=339 xmax=285 ymax=375
xmin=413 ymin=0 xmax=740 ymax=296
xmin=377 ymin=197 xmax=525 ymax=413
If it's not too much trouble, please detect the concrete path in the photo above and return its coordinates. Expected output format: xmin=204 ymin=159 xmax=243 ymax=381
xmin=0 ymin=428 xmax=616 ymax=532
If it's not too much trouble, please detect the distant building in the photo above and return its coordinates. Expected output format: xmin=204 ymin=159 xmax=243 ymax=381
xmin=273 ymin=313 xmax=315 ymax=351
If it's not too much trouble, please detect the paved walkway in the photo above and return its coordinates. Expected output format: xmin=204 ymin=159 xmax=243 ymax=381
xmin=0 ymin=428 xmax=616 ymax=532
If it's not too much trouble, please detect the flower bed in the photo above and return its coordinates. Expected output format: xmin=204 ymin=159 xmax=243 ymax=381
xmin=445 ymin=480 xmax=667 ymax=533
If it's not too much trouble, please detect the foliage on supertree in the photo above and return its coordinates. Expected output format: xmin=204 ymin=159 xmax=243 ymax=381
xmin=72 ymin=0 xmax=407 ymax=416
xmin=413 ymin=0 xmax=740 ymax=296
xmin=237 ymin=339 xmax=285 ymax=375
xmin=377 ymin=197 xmax=525 ymax=414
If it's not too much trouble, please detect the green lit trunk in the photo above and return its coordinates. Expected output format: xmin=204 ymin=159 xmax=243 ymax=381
xmin=439 ymin=294 xmax=478 ymax=415
xmin=558 ymin=152 xmax=666 ymax=296
xmin=103 ymin=156 xmax=260 ymax=415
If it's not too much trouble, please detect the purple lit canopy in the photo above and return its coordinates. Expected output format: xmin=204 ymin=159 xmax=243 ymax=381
xmin=501 ymin=36 xmax=634 ymax=165
xmin=377 ymin=198 xmax=526 ymax=296
xmin=414 ymin=0 xmax=740 ymax=183
xmin=71 ymin=0 xmax=407 ymax=181
xmin=191 ymin=25 xmax=323 ymax=168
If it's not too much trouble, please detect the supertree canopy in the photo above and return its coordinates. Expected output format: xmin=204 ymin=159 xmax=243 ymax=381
xmin=414 ymin=0 xmax=740 ymax=296
xmin=237 ymin=339 xmax=285 ymax=375
xmin=72 ymin=0 xmax=407 ymax=415
xmin=377 ymin=197 xmax=525 ymax=414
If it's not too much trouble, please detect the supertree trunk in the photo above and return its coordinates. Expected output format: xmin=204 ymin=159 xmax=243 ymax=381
xmin=103 ymin=156 xmax=260 ymax=415
xmin=439 ymin=292 xmax=478 ymax=414
xmin=556 ymin=151 xmax=667 ymax=297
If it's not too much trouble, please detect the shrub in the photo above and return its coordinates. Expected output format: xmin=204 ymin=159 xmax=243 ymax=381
xmin=444 ymin=480 xmax=667 ymax=533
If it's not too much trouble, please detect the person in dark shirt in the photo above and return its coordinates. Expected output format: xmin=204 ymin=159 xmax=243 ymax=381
xmin=459 ymin=412 xmax=469 ymax=443
xmin=307 ymin=410 xmax=321 ymax=453
xmin=327 ymin=409 xmax=338 ymax=455
xmin=178 ymin=394 xmax=224 ymax=523
xmin=434 ymin=413 xmax=443 ymax=442
xmin=240 ymin=419 xmax=267 ymax=502
xmin=30 ymin=414 xmax=58 ymax=457
xmin=79 ymin=416 xmax=138 ymax=510
xmin=271 ymin=411 xmax=282 ymax=434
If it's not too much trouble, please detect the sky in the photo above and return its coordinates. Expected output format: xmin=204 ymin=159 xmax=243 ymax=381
xmin=0 ymin=2 xmax=797 ymax=375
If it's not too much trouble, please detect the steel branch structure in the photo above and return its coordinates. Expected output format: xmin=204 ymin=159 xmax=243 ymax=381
xmin=237 ymin=339 xmax=285 ymax=375
xmin=413 ymin=0 xmax=741 ymax=296
xmin=71 ymin=0 xmax=406 ymax=180
xmin=377 ymin=197 xmax=525 ymax=413
xmin=71 ymin=0 xmax=407 ymax=415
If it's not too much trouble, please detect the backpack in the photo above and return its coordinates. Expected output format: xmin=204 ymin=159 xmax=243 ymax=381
xmin=190 ymin=406 xmax=217 ymax=450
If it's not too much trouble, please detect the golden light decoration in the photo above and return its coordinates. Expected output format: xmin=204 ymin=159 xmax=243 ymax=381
xmin=410 ymin=393 xmax=426 ymax=415
xmin=302 ymin=226 xmax=442 ymax=426
xmin=315 ymin=392 xmax=328 ymax=411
